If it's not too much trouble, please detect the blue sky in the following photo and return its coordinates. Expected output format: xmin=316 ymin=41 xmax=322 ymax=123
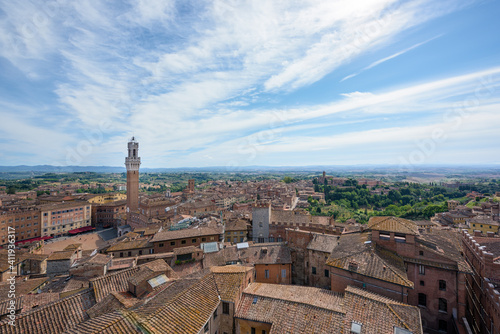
xmin=0 ymin=0 xmax=499 ymax=169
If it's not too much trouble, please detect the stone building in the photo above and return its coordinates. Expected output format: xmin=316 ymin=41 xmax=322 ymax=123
xmin=39 ymin=201 xmax=92 ymax=238
xmin=462 ymin=230 xmax=500 ymax=334
xmin=0 ymin=205 xmax=41 ymax=245
xmin=327 ymin=216 xmax=473 ymax=334
xmin=150 ymin=225 xmax=223 ymax=253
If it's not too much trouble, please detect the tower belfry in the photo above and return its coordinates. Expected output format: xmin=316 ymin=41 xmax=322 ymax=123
xmin=125 ymin=137 xmax=141 ymax=213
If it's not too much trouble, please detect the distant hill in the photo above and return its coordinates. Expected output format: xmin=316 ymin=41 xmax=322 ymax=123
xmin=0 ymin=164 xmax=499 ymax=174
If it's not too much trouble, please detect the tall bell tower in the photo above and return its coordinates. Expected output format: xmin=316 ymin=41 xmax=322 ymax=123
xmin=125 ymin=137 xmax=140 ymax=213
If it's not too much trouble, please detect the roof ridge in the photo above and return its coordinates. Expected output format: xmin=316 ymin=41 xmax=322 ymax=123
xmin=89 ymin=266 xmax=140 ymax=282
xmin=375 ymin=247 xmax=413 ymax=287
xmin=242 ymin=291 xmax=344 ymax=314
xmin=345 ymin=286 xmax=407 ymax=306
xmin=386 ymin=304 xmax=411 ymax=331
xmin=145 ymin=272 xmax=215 ymax=321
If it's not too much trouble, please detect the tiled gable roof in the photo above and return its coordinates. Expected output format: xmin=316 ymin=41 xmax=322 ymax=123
xmin=306 ymin=233 xmax=339 ymax=253
xmin=343 ymin=286 xmax=423 ymax=334
xmin=90 ymin=267 xmax=140 ymax=303
xmin=238 ymin=245 xmax=292 ymax=264
xmin=0 ymin=277 xmax=49 ymax=302
xmin=145 ymin=273 xmax=220 ymax=334
xmin=235 ymin=292 xmax=343 ymax=333
xmin=327 ymin=245 xmax=413 ymax=288
xmin=0 ymin=289 xmax=95 ymax=334
xmin=415 ymin=229 xmax=472 ymax=273
xmin=90 ymin=260 xmax=172 ymax=303
xmin=368 ymin=216 xmax=419 ymax=235
xmin=64 ymin=310 xmax=147 ymax=334
xmin=213 ymin=272 xmax=246 ymax=302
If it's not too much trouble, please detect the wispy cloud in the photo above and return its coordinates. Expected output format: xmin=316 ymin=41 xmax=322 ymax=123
xmin=341 ymin=35 xmax=443 ymax=82
xmin=0 ymin=0 xmax=493 ymax=167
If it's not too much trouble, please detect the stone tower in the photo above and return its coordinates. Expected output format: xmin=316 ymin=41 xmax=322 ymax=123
xmin=252 ymin=202 xmax=271 ymax=243
xmin=188 ymin=179 xmax=195 ymax=193
xmin=125 ymin=137 xmax=141 ymax=213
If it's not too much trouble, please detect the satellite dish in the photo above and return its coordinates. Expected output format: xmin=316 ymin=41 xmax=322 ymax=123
xmin=165 ymin=207 xmax=170 ymax=212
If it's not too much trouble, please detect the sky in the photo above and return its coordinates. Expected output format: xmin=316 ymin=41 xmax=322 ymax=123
xmin=0 ymin=0 xmax=499 ymax=169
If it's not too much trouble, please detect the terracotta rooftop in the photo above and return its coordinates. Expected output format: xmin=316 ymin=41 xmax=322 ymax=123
xmin=243 ymin=283 xmax=343 ymax=313
xmin=150 ymin=226 xmax=222 ymax=243
xmin=64 ymin=244 xmax=83 ymax=251
xmin=145 ymin=272 xmax=220 ymax=333
xmin=343 ymin=286 xmax=423 ymax=334
xmin=105 ymin=239 xmax=153 ymax=252
xmin=173 ymin=245 xmax=203 ymax=256
xmin=47 ymin=250 xmax=76 ymax=261
xmin=238 ymin=245 xmax=292 ymax=265
xmin=0 ymin=277 xmax=49 ymax=302
xmin=236 ymin=289 xmax=344 ymax=333
xmin=368 ymin=216 xmax=419 ymax=235
xmin=236 ymin=284 xmax=422 ymax=334
xmin=306 ymin=233 xmax=339 ymax=253
xmin=0 ymin=289 xmax=95 ymax=334
xmin=327 ymin=233 xmax=413 ymax=288
xmin=416 ymin=229 xmax=472 ymax=274
xmin=89 ymin=266 xmax=141 ymax=303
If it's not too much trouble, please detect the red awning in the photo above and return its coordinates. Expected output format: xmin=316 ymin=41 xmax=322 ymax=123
xmin=15 ymin=236 xmax=53 ymax=245
xmin=68 ymin=226 xmax=95 ymax=234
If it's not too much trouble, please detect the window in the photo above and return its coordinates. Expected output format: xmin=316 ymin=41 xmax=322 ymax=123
xmin=439 ymin=280 xmax=446 ymax=291
xmin=265 ymin=270 xmax=269 ymax=279
xmin=420 ymin=280 xmax=425 ymax=286
xmin=170 ymin=241 xmax=175 ymax=246
xmin=181 ymin=239 xmax=186 ymax=244
xmin=120 ymin=252 xmax=123 ymax=258
xmin=439 ymin=298 xmax=447 ymax=313
xmin=312 ymin=267 xmax=317 ymax=275
xmin=419 ymin=265 xmax=425 ymax=275
xmin=240 ymin=237 xmax=244 ymax=242
xmin=281 ymin=269 xmax=286 ymax=278
xmin=223 ymin=302 xmax=229 ymax=314
xmin=438 ymin=320 xmax=447 ymax=332
xmin=159 ymin=243 xmax=164 ymax=247
xmin=128 ymin=251 xmax=131 ymax=257
xmin=259 ymin=222 xmax=263 ymax=227
xmin=202 ymin=237 xmax=206 ymax=242
xmin=325 ymin=269 xmax=329 ymax=278
xmin=418 ymin=293 xmax=426 ymax=307
xmin=204 ymin=323 xmax=209 ymax=333
xmin=213 ymin=308 xmax=218 ymax=319
xmin=251 ymin=328 xmax=256 ymax=334
xmin=192 ymin=238 xmax=197 ymax=243
xmin=269 ymin=237 xmax=274 ymax=242
xmin=262 ymin=331 xmax=266 ymax=334
xmin=419 ymin=250 xmax=424 ymax=256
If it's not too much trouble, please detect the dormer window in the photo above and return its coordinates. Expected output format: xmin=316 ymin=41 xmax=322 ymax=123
xmin=351 ymin=321 xmax=362 ymax=334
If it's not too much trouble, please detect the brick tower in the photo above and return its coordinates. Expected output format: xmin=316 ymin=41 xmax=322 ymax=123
xmin=125 ymin=137 xmax=140 ymax=214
